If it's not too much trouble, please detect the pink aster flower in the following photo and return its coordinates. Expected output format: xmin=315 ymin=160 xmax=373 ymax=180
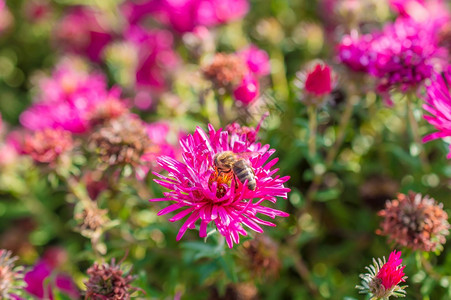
xmin=238 ymin=45 xmax=271 ymax=77
xmin=20 ymin=59 xmax=124 ymax=133
xmin=150 ymin=124 xmax=290 ymax=248
xmin=123 ymin=0 xmax=249 ymax=33
xmin=54 ymin=7 xmax=113 ymax=62
xmin=423 ymin=68 xmax=451 ymax=156
xmin=356 ymin=250 xmax=407 ymax=299
xmin=24 ymin=261 xmax=79 ymax=300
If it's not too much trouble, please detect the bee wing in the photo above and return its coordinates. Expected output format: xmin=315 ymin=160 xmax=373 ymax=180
xmin=235 ymin=151 xmax=259 ymax=160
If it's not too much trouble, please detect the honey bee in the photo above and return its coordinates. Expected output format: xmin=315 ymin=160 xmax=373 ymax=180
xmin=213 ymin=151 xmax=257 ymax=190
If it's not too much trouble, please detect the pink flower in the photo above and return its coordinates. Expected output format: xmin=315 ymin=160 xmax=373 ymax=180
xmin=54 ymin=7 xmax=113 ymax=62
xmin=376 ymin=251 xmax=406 ymax=290
xmin=238 ymin=45 xmax=271 ymax=77
xmin=20 ymin=60 xmax=125 ymax=133
xmin=125 ymin=25 xmax=179 ymax=90
xmin=150 ymin=124 xmax=290 ymax=248
xmin=423 ymin=69 xmax=451 ymax=157
xmin=304 ymin=64 xmax=333 ymax=97
xmin=337 ymin=31 xmax=373 ymax=73
xmin=0 ymin=112 xmax=3 ymax=134
xmin=122 ymin=0 xmax=249 ymax=33
xmin=389 ymin=0 xmax=450 ymax=28
xmin=356 ymin=250 xmax=407 ymax=299
xmin=339 ymin=18 xmax=448 ymax=97
xmin=296 ymin=62 xmax=335 ymax=104
xmin=24 ymin=261 xmax=79 ymax=300
xmin=233 ymin=74 xmax=259 ymax=105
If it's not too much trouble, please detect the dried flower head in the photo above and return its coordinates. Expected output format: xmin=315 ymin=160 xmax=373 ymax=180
xmin=356 ymin=250 xmax=407 ymax=299
xmin=88 ymin=98 xmax=129 ymax=127
xmin=89 ymin=114 xmax=151 ymax=167
xmin=22 ymin=128 xmax=73 ymax=164
xmin=85 ymin=258 xmax=136 ymax=300
xmin=0 ymin=249 xmax=25 ymax=298
xmin=76 ymin=205 xmax=108 ymax=234
xmin=241 ymin=235 xmax=281 ymax=278
xmin=151 ymin=124 xmax=290 ymax=248
xmin=203 ymin=53 xmax=247 ymax=90
xmin=377 ymin=192 xmax=450 ymax=252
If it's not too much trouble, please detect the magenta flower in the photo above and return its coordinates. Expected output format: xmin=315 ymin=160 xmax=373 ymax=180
xmin=54 ymin=7 xmax=113 ymax=62
xmin=295 ymin=62 xmax=335 ymax=105
xmin=370 ymin=19 xmax=447 ymax=93
xmin=24 ymin=261 xmax=79 ymax=300
xmin=123 ymin=0 xmax=249 ymax=33
xmin=423 ymin=69 xmax=451 ymax=157
xmin=238 ymin=45 xmax=271 ymax=77
xmin=356 ymin=250 xmax=407 ymax=299
xmin=150 ymin=124 xmax=290 ymax=248
xmin=339 ymin=18 xmax=447 ymax=99
xmin=389 ymin=0 xmax=450 ymax=27
xmin=233 ymin=74 xmax=259 ymax=105
xmin=377 ymin=251 xmax=406 ymax=291
xmin=20 ymin=59 xmax=124 ymax=133
xmin=304 ymin=63 xmax=333 ymax=97
xmin=338 ymin=31 xmax=374 ymax=73
xmin=125 ymin=25 xmax=179 ymax=90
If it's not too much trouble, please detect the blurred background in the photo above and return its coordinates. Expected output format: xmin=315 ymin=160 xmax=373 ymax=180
xmin=0 ymin=0 xmax=451 ymax=299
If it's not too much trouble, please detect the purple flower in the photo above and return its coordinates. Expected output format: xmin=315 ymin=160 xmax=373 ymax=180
xmin=150 ymin=124 xmax=290 ymax=248
xmin=338 ymin=18 xmax=448 ymax=97
xmin=24 ymin=261 xmax=79 ymax=300
xmin=423 ymin=68 xmax=451 ymax=157
xmin=54 ymin=7 xmax=113 ymax=62
xmin=122 ymin=0 xmax=249 ymax=33
xmin=337 ymin=31 xmax=374 ymax=73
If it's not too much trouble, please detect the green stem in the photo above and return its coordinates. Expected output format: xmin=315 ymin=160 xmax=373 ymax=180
xmin=326 ymin=95 xmax=356 ymax=166
xmin=270 ymin=46 xmax=289 ymax=102
xmin=406 ymin=94 xmax=430 ymax=171
xmin=305 ymin=95 xmax=356 ymax=207
xmin=308 ymin=105 xmax=318 ymax=158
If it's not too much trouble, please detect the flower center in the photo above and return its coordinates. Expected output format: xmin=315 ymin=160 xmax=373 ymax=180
xmin=208 ymin=168 xmax=235 ymax=198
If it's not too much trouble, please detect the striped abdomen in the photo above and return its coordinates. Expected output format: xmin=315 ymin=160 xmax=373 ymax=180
xmin=232 ymin=159 xmax=256 ymax=190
